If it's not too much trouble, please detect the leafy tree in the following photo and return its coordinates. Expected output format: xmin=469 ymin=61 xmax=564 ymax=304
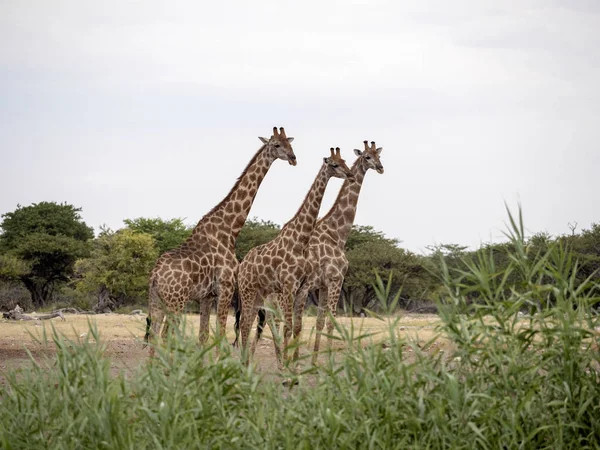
xmin=429 ymin=227 xmax=600 ymax=310
xmin=345 ymin=239 xmax=432 ymax=313
xmin=346 ymin=225 xmax=392 ymax=251
xmin=0 ymin=254 xmax=30 ymax=280
xmin=75 ymin=228 xmax=159 ymax=306
xmin=426 ymin=243 xmax=468 ymax=273
xmin=340 ymin=225 xmax=434 ymax=314
xmin=563 ymin=223 xmax=600 ymax=282
xmin=0 ymin=202 xmax=93 ymax=307
xmin=235 ymin=218 xmax=281 ymax=261
xmin=124 ymin=217 xmax=192 ymax=254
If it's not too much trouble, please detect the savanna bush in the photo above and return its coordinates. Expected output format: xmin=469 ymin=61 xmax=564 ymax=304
xmin=0 ymin=281 xmax=32 ymax=311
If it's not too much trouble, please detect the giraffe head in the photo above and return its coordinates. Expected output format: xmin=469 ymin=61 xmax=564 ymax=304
xmin=324 ymin=147 xmax=354 ymax=181
xmin=354 ymin=140 xmax=384 ymax=174
xmin=258 ymin=126 xmax=297 ymax=166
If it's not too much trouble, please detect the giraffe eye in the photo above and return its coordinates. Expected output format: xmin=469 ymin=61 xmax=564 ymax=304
xmin=275 ymin=144 xmax=281 ymax=148
xmin=366 ymin=156 xmax=371 ymax=160
xmin=331 ymin=163 xmax=339 ymax=168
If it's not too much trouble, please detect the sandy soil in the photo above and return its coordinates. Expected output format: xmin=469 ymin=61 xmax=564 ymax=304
xmin=0 ymin=312 xmax=448 ymax=384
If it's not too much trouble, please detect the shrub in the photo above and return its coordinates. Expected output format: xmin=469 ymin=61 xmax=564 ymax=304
xmin=48 ymin=285 xmax=95 ymax=311
xmin=0 ymin=281 xmax=32 ymax=311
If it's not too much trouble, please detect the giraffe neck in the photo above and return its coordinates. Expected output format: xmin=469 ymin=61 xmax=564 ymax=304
xmin=318 ymin=158 xmax=367 ymax=243
xmin=280 ymin=164 xmax=331 ymax=247
xmin=191 ymin=145 xmax=274 ymax=242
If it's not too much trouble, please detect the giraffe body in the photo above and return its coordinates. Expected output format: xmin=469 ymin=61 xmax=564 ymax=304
xmin=144 ymin=127 xmax=296 ymax=356
xmin=237 ymin=148 xmax=353 ymax=367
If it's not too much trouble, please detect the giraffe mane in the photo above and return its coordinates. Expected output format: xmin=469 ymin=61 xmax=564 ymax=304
xmin=196 ymin=144 xmax=267 ymax=224
xmin=280 ymin=166 xmax=323 ymax=231
xmin=317 ymin=157 xmax=363 ymax=225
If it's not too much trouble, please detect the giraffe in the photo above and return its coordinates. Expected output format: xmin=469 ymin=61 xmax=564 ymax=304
xmin=236 ymin=147 xmax=354 ymax=367
xmin=293 ymin=140 xmax=384 ymax=364
xmin=144 ymin=127 xmax=297 ymax=356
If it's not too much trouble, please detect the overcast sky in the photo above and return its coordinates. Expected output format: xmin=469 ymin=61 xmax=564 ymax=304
xmin=1 ymin=0 xmax=598 ymax=253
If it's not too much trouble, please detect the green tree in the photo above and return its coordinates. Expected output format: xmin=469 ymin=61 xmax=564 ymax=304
xmin=0 ymin=255 xmax=32 ymax=310
xmin=430 ymin=230 xmax=593 ymax=310
xmin=0 ymin=254 xmax=31 ymax=280
xmin=0 ymin=202 xmax=94 ymax=307
xmin=426 ymin=243 xmax=469 ymax=273
xmin=75 ymin=228 xmax=159 ymax=306
xmin=346 ymin=225 xmax=391 ymax=251
xmin=563 ymin=223 xmax=600 ymax=282
xmin=342 ymin=225 xmax=434 ymax=314
xmin=124 ymin=217 xmax=192 ymax=254
xmin=235 ymin=218 xmax=281 ymax=261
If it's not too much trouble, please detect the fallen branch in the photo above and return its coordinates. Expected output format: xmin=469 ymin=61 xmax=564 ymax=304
xmin=33 ymin=311 xmax=66 ymax=321
xmin=53 ymin=307 xmax=96 ymax=315
xmin=3 ymin=305 xmax=65 ymax=321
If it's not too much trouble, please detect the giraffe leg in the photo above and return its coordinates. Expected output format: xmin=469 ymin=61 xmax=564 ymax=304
xmin=215 ymin=275 xmax=235 ymax=342
xmin=292 ymin=285 xmax=310 ymax=361
xmin=161 ymin=313 xmax=182 ymax=341
xmin=160 ymin=315 xmax=170 ymax=340
xmin=239 ymin=290 xmax=257 ymax=365
xmin=250 ymin=299 xmax=266 ymax=357
xmin=146 ymin=280 xmax=165 ymax=359
xmin=147 ymin=307 xmax=166 ymax=359
xmin=281 ymin=291 xmax=294 ymax=365
xmin=325 ymin=280 xmax=343 ymax=351
xmin=198 ymin=296 xmax=212 ymax=345
xmin=265 ymin=295 xmax=284 ymax=369
xmin=231 ymin=288 xmax=241 ymax=347
xmin=311 ymin=287 xmax=328 ymax=365
xmin=250 ymin=310 xmax=261 ymax=357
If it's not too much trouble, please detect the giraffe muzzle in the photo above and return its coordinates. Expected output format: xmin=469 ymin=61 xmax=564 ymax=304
xmin=288 ymin=155 xmax=297 ymax=166
xmin=376 ymin=166 xmax=384 ymax=174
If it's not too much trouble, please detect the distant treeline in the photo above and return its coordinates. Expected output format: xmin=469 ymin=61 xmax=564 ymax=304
xmin=1 ymin=202 xmax=598 ymax=314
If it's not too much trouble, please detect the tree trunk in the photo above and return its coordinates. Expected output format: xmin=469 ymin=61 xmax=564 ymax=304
xmin=94 ymin=285 xmax=113 ymax=313
xmin=22 ymin=278 xmax=50 ymax=308
xmin=362 ymin=286 xmax=378 ymax=313
xmin=94 ymin=285 xmax=126 ymax=313
xmin=346 ymin=289 xmax=365 ymax=316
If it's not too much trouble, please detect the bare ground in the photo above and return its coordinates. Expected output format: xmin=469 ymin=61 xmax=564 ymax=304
xmin=0 ymin=312 xmax=448 ymax=385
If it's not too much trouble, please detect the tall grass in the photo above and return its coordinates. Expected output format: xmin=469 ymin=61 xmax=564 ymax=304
xmin=1 ymin=207 xmax=599 ymax=449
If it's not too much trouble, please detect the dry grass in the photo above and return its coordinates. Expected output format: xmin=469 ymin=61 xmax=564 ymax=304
xmin=0 ymin=312 xmax=448 ymax=379
xmin=0 ymin=311 xmax=444 ymax=346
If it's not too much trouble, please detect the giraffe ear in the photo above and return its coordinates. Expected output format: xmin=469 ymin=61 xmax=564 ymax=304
xmin=353 ymin=149 xmax=362 ymax=156
xmin=323 ymin=157 xmax=330 ymax=164
xmin=376 ymin=147 xmax=383 ymax=154
xmin=287 ymin=137 xmax=294 ymax=143
xmin=259 ymin=137 xmax=268 ymax=144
